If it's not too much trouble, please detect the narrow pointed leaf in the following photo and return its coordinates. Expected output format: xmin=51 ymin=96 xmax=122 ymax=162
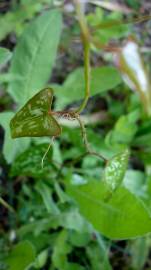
xmin=10 ymin=88 xmax=61 ymax=138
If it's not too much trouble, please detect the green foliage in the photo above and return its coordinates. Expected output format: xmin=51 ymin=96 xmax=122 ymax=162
xmin=5 ymin=241 xmax=36 ymax=270
xmin=129 ymin=237 xmax=150 ymax=270
xmin=8 ymin=9 xmax=62 ymax=106
xmin=0 ymin=8 xmax=62 ymax=161
xmin=103 ymin=148 xmax=129 ymax=193
xmin=67 ymin=180 xmax=151 ymax=239
xmin=0 ymin=47 xmax=12 ymax=67
xmin=54 ymin=66 xmax=122 ymax=109
xmin=1 ymin=2 xmax=151 ymax=269
xmin=52 ymin=230 xmax=72 ymax=270
xmin=10 ymin=88 xmax=61 ymax=138
xmin=0 ymin=0 xmax=53 ymax=41
xmin=10 ymin=143 xmax=53 ymax=179
xmin=106 ymin=110 xmax=140 ymax=148
xmin=0 ymin=112 xmax=30 ymax=163
xmin=87 ymin=7 xmax=130 ymax=45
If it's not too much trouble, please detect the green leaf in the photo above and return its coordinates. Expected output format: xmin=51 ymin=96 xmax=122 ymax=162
xmin=0 ymin=47 xmax=12 ymax=66
xmin=35 ymin=182 xmax=60 ymax=214
xmin=8 ymin=9 xmax=62 ymax=105
xmin=60 ymin=209 xmax=92 ymax=233
xmin=130 ymin=237 xmax=149 ymax=270
xmin=124 ymin=170 xmax=146 ymax=198
xmin=68 ymin=231 xmax=90 ymax=247
xmin=67 ymin=180 xmax=151 ymax=239
xmin=34 ymin=249 xmax=48 ymax=269
xmin=0 ymin=112 xmax=30 ymax=163
xmin=87 ymin=8 xmax=129 ymax=45
xmin=86 ymin=237 xmax=112 ymax=270
xmin=10 ymin=88 xmax=61 ymax=138
xmin=0 ymin=73 xmax=22 ymax=85
xmin=6 ymin=241 xmax=36 ymax=270
xmin=104 ymin=148 xmax=129 ymax=194
xmin=52 ymin=230 xmax=71 ymax=270
xmin=54 ymin=66 xmax=122 ymax=108
xmin=106 ymin=110 xmax=139 ymax=149
xmin=10 ymin=143 xmax=53 ymax=179
xmin=0 ymin=0 xmax=51 ymax=41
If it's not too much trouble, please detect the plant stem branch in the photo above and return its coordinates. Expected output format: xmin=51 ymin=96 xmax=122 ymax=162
xmin=74 ymin=0 xmax=91 ymax=114
xmin=76 ymin=114 xmax=107 ymax=162
xmin=0 ymin=197 xmax=15 ymax=213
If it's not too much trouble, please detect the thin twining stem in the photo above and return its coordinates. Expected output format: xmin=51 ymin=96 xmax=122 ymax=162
xmin=76 ymin=114 xmax=90 ymax=151
xmin=41 ymin=136 xmax=55 ymax=168
xmin=74 ymin=0 xmax=91 ymax=114
xmin=76 ymin=114 xmax=107 ymax=162
xmin=0 ymin=197 xmax=15 ymax=213
xmin=50 ymin=111 xmax=107 ymax=163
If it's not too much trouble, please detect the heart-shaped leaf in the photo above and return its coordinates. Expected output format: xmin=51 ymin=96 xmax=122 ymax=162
xmin=10 ymin=88 xmax=61 ymax=138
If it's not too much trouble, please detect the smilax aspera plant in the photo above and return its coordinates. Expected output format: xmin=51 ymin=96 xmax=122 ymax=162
xmin=9 ymin=0 xmax=151 ymax=241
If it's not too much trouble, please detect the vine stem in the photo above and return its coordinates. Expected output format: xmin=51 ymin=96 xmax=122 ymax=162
xmin=51 ymin=111 xmax=107 ymax=162
xmin=76 ymin=114 xmax=107 ymax=162
xmin=0 ymin=197 xmax=15 ymax=213
xmin=41 ymin=136 xmax=55 ymax=168
xmin=74 ymin=0 xmax=91 ymax=114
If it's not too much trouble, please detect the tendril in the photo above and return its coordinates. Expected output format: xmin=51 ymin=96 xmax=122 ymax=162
xmin=41 ymin=136 xmax=55 ymax=168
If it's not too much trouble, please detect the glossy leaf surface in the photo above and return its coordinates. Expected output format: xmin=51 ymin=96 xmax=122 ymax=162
xmin=104 ymin=148 xmax=129 ymax=193
xmin=67 ymin=180 xmax=151 ymax=239
xmin=10 ymin=88 xmax=61 ymax=138
xmin=10 ymin=143 xmax=53 ymax=179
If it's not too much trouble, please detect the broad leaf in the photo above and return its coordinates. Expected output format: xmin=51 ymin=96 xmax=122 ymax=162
xmin=0 ymin=112 xmax=30 ymax=163
xmin=8 ymin=9 xmax=62 ymax=105
xmin=10 ymin=88 xmax=61 ymax=138
xmin=6 ymin=241 xmax=36 ymax=270
xmin=67 ymin=180 xmax=151 ymax=239
xmin=54 ymin=66 xmax=122 ymax=109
